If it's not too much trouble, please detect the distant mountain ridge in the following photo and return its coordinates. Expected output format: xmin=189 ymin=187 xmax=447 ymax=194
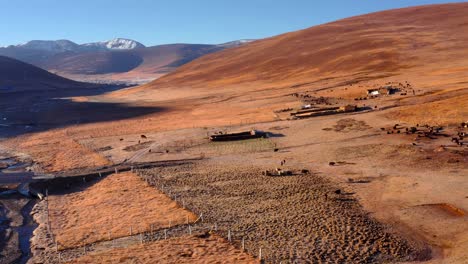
xmin=0 ymin=38 xmax=256 ymax=81
xmin=11 ymin=38 xmax=145 ymax=53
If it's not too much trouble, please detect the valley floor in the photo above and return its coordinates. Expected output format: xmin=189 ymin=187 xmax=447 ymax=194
xmin=0 ymin=72 xmax=467 ymax=263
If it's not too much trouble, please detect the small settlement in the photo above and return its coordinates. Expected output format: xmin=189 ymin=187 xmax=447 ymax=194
xmin=290 ymin=105 xmax=357 ymax=119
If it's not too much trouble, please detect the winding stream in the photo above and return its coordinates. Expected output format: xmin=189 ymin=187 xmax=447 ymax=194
xmin=0 ymin=156 xmax=38 ymax=264
xmin=14 ymin=199 xmax=37 ymax=264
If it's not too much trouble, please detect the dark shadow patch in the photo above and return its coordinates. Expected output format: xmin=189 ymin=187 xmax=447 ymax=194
xmin=0 ymin=85 xmax=165 ymax=138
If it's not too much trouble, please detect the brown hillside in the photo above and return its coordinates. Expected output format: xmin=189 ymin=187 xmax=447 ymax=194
xmin=0 ymin=55 xmax=83 ymax=90
xmin=44 ymin=44 xmax=223 ymax=77
xmin=140 ymin=3 xmax=468 ymax=89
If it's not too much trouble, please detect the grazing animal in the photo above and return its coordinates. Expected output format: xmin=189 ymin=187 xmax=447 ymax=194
xmin=329 ymin=161 xmax=336 ymax=166
xmin=120 ymin=138 xmax=124 ymax=141
xmin=141 ymin=135 xmax=147 ymax=139
xmin=334 ymin=189 xmax=342 ymax=195
xmin=274 ymin=148 xmax=279 ymax=152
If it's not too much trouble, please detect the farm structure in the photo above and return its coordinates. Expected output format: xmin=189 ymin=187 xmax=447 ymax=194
xmin=209 ymin=130 xmax=268 ymax=141
xmin=367 ymin=86 xmax=399 ymax=96
xmin=290 ymin=105 xmax=357 ymax=119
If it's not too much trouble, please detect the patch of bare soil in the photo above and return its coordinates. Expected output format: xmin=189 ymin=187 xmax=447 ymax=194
xmin=48 ymin=172 xmax=197 ymax=250
xmin=123 ymin=141 xmax=154 ymax=152
xmin=138 ymin=162 xmax=430 ymax=263
xmin=69 ymin=234 xmax=257 ymax=264
xmin=417 ymin=203 xmax=466 ymax=217
xmin=323 ymin=118 xmax=371 ymax=133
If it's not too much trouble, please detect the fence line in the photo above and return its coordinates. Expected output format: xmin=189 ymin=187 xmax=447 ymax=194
xmin=50 ymin=169 xmax=270 ymax=263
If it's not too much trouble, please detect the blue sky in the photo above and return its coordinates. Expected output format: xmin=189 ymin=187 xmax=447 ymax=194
xmin=0 ymin=0 xmax=465 ymax=46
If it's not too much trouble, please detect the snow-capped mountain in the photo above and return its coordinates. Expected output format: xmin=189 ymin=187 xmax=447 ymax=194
xmin=11 ymin=38 xmax=145 ymax=53
xmin=16 ymin=40 xmax=80 ymax=52
xmin=82 ymin=38 xmax=145 ymax=50
xmin=0 ymin=38 xmax=258 ymax=78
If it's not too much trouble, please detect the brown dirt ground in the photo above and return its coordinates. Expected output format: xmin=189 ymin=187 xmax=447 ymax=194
xmin=48 ymin=172 xmax=197 ymax=250
xmin=138 ymin=162 xmax=430 ymax=263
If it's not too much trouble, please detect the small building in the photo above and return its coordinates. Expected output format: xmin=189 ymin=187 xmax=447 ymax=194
xmin=383 ymin=86 xmax=399 ymax=95
xmin=367 ymin=86 xmax=399 ymax=96
xmin=209 ymin=130 xmax=267 ymax=141
xmin=367 ymin=89 xmax=380 ymax=96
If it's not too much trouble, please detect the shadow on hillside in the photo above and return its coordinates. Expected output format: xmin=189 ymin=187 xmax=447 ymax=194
xmin=0 ymin=84 xmax=164 ymax=138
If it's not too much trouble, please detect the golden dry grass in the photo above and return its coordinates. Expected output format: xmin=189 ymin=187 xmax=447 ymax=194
xmin=136 ymin=3 xmax=468 ymax=90
xmin=384 ymin=94 xmax=468 ymax=125
xmin=69 ymin=234 xmax=257 ymax=264
xmin=48 ymin=172 xmax=197 ymax=249
xmin=2 ymin=129 xmax=111 ymax=172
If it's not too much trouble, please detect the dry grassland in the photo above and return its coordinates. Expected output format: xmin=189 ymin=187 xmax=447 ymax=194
xmin=48 ymin=172 xmax=197 ymax=249
xmin=69 ymin=234 xmax=257 ymax=264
